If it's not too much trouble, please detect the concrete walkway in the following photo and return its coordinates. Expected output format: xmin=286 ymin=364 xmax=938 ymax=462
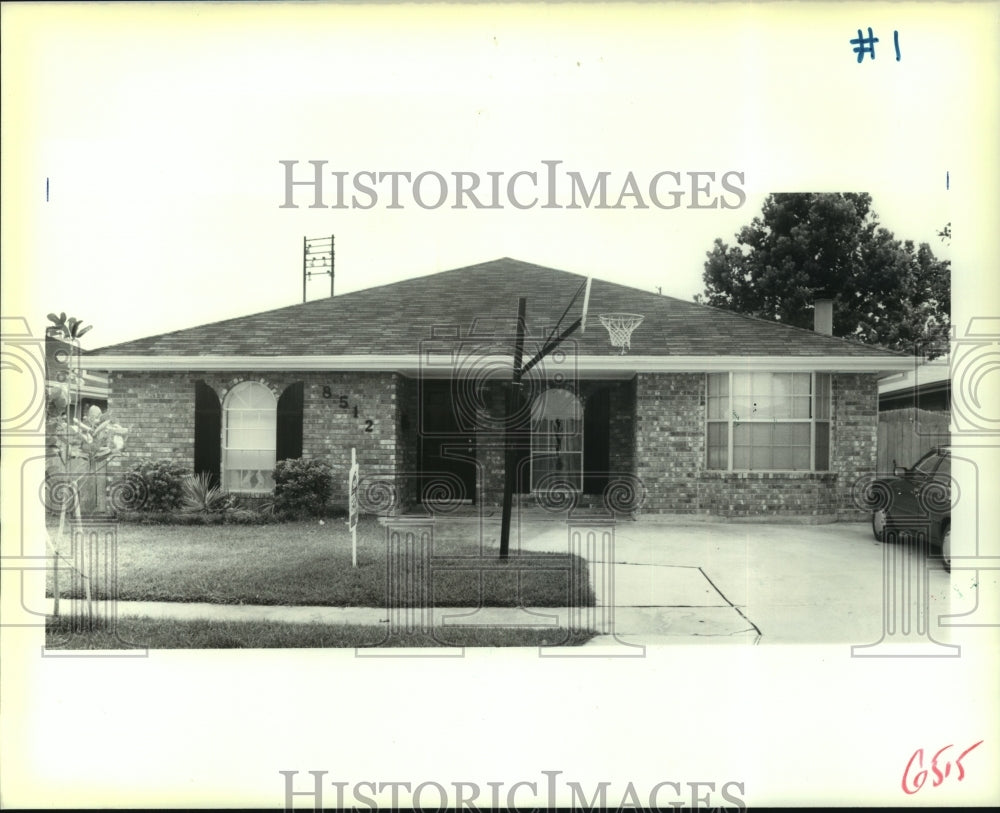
xmin=45 ymin=599 xmax=579 ymax=628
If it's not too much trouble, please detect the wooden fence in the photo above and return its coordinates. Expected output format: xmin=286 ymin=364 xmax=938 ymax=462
xmin=877 ymin=408 xmax=950 ymax=472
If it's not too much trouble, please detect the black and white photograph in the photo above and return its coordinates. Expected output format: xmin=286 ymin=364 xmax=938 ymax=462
xmin=2 ymin=1 xmax=998 ymax=808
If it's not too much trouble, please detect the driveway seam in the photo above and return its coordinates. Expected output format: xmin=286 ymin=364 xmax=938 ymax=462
xmin=698 ymin=566 xmax=763 ymax=644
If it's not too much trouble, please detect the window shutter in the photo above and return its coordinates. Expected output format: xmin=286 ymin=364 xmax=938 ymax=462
xmin=276 ymin=382 xmax=304 ymax=462
xmin=194 ymin=381 xmax=222 ymax=487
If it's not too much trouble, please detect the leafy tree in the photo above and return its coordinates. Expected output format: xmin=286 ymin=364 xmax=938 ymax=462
xmin=695 ymin=193 xmax=950 ymax=357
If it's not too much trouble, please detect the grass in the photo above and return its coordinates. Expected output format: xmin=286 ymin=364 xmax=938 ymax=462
xmin=45 ymin=517 xmax=595 ymax=608
xmin=45 ymin=616 xmax=596 ymax=649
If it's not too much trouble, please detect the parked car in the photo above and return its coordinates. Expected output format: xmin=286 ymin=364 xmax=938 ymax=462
xmin=871 ymin=446 xmax=951 ymax=572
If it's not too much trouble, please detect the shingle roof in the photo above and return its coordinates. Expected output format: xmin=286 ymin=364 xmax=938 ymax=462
xmin=90 ymin=257 xmax=903 ymax=358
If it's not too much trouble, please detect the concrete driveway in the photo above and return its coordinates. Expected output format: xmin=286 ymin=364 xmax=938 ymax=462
xmin=509 ymin=516 xmax=961 ymax=646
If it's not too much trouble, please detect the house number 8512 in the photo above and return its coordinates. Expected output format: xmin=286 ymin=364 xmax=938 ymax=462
xmin=321 ymin=387 xmax=373 ymax=432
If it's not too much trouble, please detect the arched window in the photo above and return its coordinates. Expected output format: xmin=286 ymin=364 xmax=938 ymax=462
xmin=223 ymin=381 xmax=277 ymax=493
xmin=530 ymin=388 xmax=583 ymax=492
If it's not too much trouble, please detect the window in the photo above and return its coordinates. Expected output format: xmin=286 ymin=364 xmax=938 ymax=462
xmin=706 ymin=372 xmax=831 ymax=471
xmin=530 ymin=388 xmax=584 ymax=491
xmin=913 ymin=449 xmax=944 ymax=476
xmin=222 ymin=381 xmax=277 ymax=493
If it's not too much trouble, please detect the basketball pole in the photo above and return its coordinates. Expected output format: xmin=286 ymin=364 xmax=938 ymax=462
xmin=498 ymin=277 xmax=591 ymax=560
xmin=499 ymin=297 xmax=527 ymax=560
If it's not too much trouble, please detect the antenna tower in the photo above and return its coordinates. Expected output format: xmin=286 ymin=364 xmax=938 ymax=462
xmin=303 ymin=235 xmax=335 ymax=302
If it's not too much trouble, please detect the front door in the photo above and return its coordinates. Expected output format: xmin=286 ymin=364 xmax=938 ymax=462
xmin=419 ymin=380 xmax=476 ymax=504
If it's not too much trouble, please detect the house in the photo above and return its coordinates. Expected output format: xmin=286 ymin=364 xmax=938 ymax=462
xmin=84 ymin=258 xmax=914 ymax=518
xmin=878 ymin=354 xmax=951 ymax=412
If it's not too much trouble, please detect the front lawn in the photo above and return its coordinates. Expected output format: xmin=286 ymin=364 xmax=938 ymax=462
xmin=45 ymin=616 xmax=596 ymax=649
xmin=46 ymin=518 xmax=595 ymax=608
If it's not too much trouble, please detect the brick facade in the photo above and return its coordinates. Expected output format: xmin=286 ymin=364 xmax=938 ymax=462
xmin=110 ymin=370 xmax=406 ymax=509
xmin=608 ymin=377 xmax=637 ymax=475
xmin=697 ymin=472 xmax=838 ymax=517
xmin=109 ymin=371 xmax=197 ymax=467
xmin=397 ymin=374 xmax=421 ymax=507
xmin=635 ymin=373 xmax=704 ymax=512
xmin=107 ymin=368 xmax=878 ymax=518
xmin=830 ymin=372 xmax=879 ymax=519
xmin=633 ymin=371 xmax=878 ymax=517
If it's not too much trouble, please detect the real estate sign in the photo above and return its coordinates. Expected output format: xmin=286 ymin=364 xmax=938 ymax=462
xmin=348 ymin=447 xmax=358 ymax=567
xmin=348 ymin=448 xmax=359 ymax=531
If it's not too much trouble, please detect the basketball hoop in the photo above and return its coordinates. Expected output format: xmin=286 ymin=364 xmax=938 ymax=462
xmin=599 ymin=313 xmax=644 ymax=354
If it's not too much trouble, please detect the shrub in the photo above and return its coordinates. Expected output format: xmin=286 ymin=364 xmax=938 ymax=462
xmin=181 ymin=472 xmax=231 ymax=513
xmin=273 ymin=458 xmax=333 ymax=517
xmin=111 ymin=508 xmax=281 ymax=525
xmin=126 ymin=460 xmax=189 ymax=512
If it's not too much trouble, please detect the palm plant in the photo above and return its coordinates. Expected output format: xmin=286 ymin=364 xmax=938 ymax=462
xmin=46 ymin=312 xmax=93 ymax=340
xmin=181 ymin=472 xmax=228 ymax=512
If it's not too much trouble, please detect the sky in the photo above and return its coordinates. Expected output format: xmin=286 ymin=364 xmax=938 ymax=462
xmin=2 ymin=3 xmax=998 ymax=809
xmin=4 ymin=2 xmax=969 ymax=350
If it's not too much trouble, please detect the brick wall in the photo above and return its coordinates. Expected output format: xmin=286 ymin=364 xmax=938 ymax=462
xmin=397 ymin=374 xmax=421 ymax=507
xmin=108 ymin=367 xmax=879 ymax=519
xmin=108 ymin=371 xmax=197 ymax=470
xmin=633 ymin=371 xmax=879 ymax=517
xmin=296 ymin=372 xmax=402 ymax=509
xmin=109 ymin=370 xmax=405 ymax=510
xmin=698 ymin=472 xmax=838 ymax=517
xmin=635 ymin=373 xmax=704 ymax=512
xmin=609 ymin=377 xmax=637 ymax=474
xmin=831 ymin=372 xmax=879 ymax=519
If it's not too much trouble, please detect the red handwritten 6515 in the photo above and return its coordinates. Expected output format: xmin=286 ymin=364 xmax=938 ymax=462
xmin=902 ymin=740 xmax=984 ymax=794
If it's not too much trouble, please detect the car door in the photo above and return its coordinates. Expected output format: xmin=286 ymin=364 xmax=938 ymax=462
xmin=890 ymin=449 xmax=942 ymax=519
